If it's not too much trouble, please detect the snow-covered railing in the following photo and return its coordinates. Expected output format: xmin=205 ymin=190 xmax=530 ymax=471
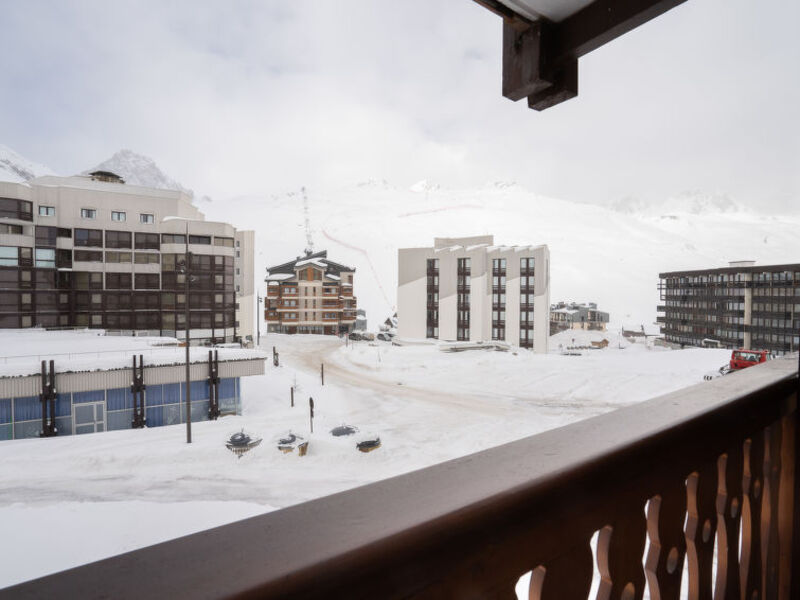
xmin=5 ymin=358 xmax=800 ymax=599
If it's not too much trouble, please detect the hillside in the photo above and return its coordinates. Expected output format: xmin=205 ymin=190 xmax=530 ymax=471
xmin=202 ymin=182 xmax=800 ymax=333
xmin=0 ymin=144 xmax=54 ymax=183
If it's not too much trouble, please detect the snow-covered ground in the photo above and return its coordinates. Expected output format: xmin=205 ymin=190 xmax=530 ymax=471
xmin=0 ymin=332 xmax=731 ymax=589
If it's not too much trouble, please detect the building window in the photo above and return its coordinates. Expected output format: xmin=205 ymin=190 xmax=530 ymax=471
xmin=134 ymin=252 xmax=160 ymax=264
xmin=214 ymin=236 xmax=234 ymax=247
xmin=35 ymin=226 xmax=57 ymax=247
xmin=140 ymin=213 xmax=154 ymax=224
xmin=0 ymin=246 xmax=19 ymax=266
xmin=74 ymin=228 xmax=103 ymax=247
xmin=111 ymin=211 xmax=126 ymax=222
xmin=135 ymin=274 xmax=160 ymax=289
xmin=0 ymin=224 xmax=23 ymax=235
xmin=74 ymin=250 xmax=103 ymax=262
xmin=135 ymin=232 xmax=160 ymax=250
xmin=189 ymin=235 xmax=211 ymax=245
xmin=105 ymin=230 xmax=132 ymax=249
xmin=105 ymin=251 xmax=132 ymax=263
xmin=81 ymin=208 xmax=97 ymax=219
xmin=39 ymin=206 xmax=55 ymax=217
xmin=161 ymin=234 xmax=186 ymax=245
xmin=57 ymin=228 xmax=71 ymax=238
xmin=34 ymin=248 xmax=56 ymax=268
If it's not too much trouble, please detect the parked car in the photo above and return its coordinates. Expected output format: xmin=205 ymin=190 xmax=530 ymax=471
xmin=348 ymin=332 xmax=363 ymax=341
xmin=376 ymin=332 xmax=392 ymax=342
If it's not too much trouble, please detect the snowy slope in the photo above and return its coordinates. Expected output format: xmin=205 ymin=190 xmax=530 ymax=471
xmin=84 ymin=149 xmax=191 ymax=194
xmin=202 ymin=182 xmax=800 ymax=334
xmin=0 ymin=144 xmax=55 ymax=183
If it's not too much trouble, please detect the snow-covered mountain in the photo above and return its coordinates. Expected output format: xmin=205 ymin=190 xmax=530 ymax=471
xmin=84 ymin=149 xmax=191 ymax=194
xmin=611 ymin=190 xmax=744 ymax=216
xmin=0 ymin=144 xmax=55 ymax=183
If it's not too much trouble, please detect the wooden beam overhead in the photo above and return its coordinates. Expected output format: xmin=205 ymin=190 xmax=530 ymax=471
xmin=476 ymin=0 xmax=688 ymax=110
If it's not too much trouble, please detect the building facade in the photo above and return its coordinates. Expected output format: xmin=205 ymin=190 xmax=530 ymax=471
xmin=550 ymin=301 xmax=610 ymax=335
xmin=265 ymin=250 xmax=357 ymax=335
xmin=0 ymin=174 xmax=254 ymax=345
xmin=658 ymin=261 xmax=800 ymax=354
xmin=397 ymin=236 xmax=550 ymax=352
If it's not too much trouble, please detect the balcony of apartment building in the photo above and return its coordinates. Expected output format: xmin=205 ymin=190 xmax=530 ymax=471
xmin=265 ymin=311 xmax=281 ymax=322
xmin=519 ymin=302 xmax=534 ymax=311
xmin=267 ymin=286 xmax=281 ymax=297
xmin=340 ymin=287 xmax=353 ymax=297
xmin=322 ymin=299 xmax=342 ymax=309
xmin=492 ymin=301 xmax=506 ymax=311
xmin=426 ymin=265 xmax=439 ymax=277
xmin=457 ymin=266 xmax=471 ymax=277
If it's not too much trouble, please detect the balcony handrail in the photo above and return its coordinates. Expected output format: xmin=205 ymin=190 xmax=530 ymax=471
xmin=6 ymin=358 xmax=799 ymax=599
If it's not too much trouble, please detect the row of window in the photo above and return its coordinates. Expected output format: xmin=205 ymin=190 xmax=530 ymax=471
xmin=0 ymin=311 xmax=236 ymax=330
xmin=0 ymin=290 xmax=235 ymax=309
xmin=34 ymin=205 xmax=156 ymax=224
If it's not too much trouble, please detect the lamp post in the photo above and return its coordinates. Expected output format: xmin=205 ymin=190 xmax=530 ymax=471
xmin=257 ymin=293 xmax=262 ymax=347
xmin=163 ymin=216 xmax=193 ymax=444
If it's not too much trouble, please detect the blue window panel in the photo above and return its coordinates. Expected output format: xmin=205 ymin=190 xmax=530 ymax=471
xmin=107 ymin=388 xmax=134 ymax=411
xmin=182 ymin=380 xmax=209 ymax=401
xmin=0 ymin=423 xmax=10 ymax=440
xmin=163 ymin=383 xmax=181 ymax=405
xmin=164 ymin=404 xmax=181 ymax=425
xmin=14 ymin=419 xmax=42 ymax=439
xmin=146 ymin=384 xmax=163 ymax=407
xmin=146 ymin=406 xmax=164 ymax=427
xmin=13 ymin=396 xmax=42 ymax=421
xmin=73 ymin=390 xmax=104 ymax=404
xmin=108 ymin=410 xmax=133 ymax=431
xmin=219 ymin=378 xmax=236 ymax=400
xmin=0 ymin=399 xmax=10 ymax=424
xmin=55 ymin=393 xmax=71 ymax=418
xmin=55 ymin=416 xmax=72 ymax=436
xmin=220 ymin=395 xmax=236 ymax=413
xmin=190 ymin=400 xmax=210 ymax=423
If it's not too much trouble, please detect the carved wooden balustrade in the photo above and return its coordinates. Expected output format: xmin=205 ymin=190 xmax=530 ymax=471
xmin=4 ymin=357 xmax=798 ymax=600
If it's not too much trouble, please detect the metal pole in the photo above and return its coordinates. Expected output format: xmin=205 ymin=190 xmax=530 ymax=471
xmin=291 ymin=386 xmax=294 ymax=407
xmin=321 ymin=363 xmax=324 ymax=386
xmin=257 ymin=294 xmax=261 ymax=347
xmin=185 ymin=221 xmax=192 ymax=444
xmin=309 ymin=397 xmax=314 ymax=433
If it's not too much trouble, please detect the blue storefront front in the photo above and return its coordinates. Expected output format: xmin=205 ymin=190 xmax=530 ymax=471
xmin=0 ymin=377 xmax=241 ymax=440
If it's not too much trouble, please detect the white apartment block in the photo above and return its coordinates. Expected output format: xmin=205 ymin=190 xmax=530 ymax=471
xmin=0 ymin=171 xmax=255 ymax=345
xmin=397 ymin=235 xmax=550 ymax=352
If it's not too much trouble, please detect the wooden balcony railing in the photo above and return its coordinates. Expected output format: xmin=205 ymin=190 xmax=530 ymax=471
xmin=6 ymin=358 xmax=800 ymax=600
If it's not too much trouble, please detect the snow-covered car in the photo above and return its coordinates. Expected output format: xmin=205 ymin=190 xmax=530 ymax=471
xmin=376 ymin=332 xmax=392 ymax=342
xmin=348 ymin=332 xmax=363 ymax=341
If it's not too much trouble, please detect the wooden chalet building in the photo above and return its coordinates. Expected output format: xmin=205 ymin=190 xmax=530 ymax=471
xmin=265 ymin=250 xmax=357 ymax=336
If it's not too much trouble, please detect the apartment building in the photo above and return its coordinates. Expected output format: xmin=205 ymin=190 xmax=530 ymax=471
xmin=658 ymin=260 xmax=800 ymax=354
xmin=0 ymin=173 xmax=255 ymax=345
xmin=265 ymin=250 xmax=357 ymax=335
xmin=550 ymin=301 xmax=610 ymax=335
xmin=397 ymin=235 xmax=550 ymax=352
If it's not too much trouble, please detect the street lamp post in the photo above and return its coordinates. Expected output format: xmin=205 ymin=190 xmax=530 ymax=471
xmin=257 ymin=293 xmax=262 ymax=347
xmin=183 ymin=220 xmax=191 ymax=444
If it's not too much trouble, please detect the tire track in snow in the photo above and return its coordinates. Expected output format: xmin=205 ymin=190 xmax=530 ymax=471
xmin=321 ymin=228 xmax=393 ymax=312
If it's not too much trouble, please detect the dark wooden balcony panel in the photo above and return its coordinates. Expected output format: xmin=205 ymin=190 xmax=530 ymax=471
xmin=5 ymin=359 xmax=799 ymax=600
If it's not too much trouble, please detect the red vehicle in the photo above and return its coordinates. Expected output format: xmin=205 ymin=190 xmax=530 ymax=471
xmin=729 ymin=349 xmax=768 ymax=371
xmin=704 ymin=348 xmax=768 ymax=381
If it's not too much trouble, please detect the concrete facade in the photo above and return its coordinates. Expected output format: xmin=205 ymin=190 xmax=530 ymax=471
xmin=398 ymin=235 xmax=550 ymax=353
xmin=0 ymin=175 xmax=254 ymax=345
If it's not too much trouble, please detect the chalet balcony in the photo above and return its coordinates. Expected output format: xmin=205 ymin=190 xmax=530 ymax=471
xmin=265 ymin=313 xmax=280 ymax=322
xmin=267 ymin=287 xmax=280 ymax=297
xmin=8 ymin=358 xmax=800 ymax=600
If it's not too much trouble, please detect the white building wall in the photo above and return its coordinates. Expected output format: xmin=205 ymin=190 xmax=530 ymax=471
xmin=397 ymin=236 xmax=550 ymax=353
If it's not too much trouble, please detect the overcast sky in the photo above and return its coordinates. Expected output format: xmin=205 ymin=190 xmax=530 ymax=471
xmin=1 ymin=0 xmax=798 ymax=211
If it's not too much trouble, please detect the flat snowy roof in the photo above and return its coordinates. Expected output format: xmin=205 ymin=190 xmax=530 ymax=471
xmin=0 ymin=330 xmax=267 ymax=378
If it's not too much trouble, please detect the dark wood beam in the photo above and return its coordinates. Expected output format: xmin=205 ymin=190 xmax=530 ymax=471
xmin=555 ymin=0 xmax=688 ymax=63
xmin=476 ymin=0 xmax=689 ymax=110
